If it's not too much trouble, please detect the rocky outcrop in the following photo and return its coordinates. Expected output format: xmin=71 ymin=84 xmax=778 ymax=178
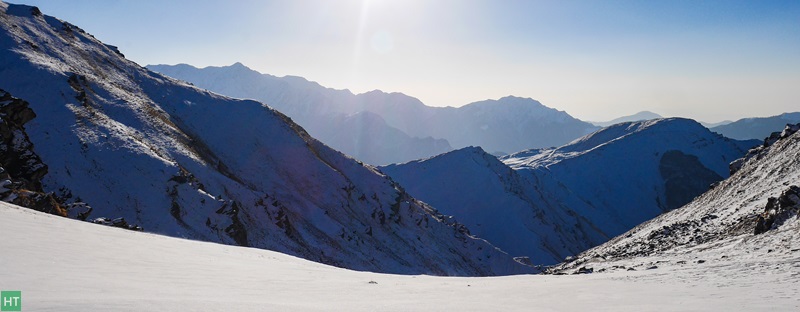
xmin=754 ymin=185 xmax=800 ymax=235
xmin=0 ymin=89 xmax=47 ymax=191
xmin=0 ymin=90 xmax=140 ymax=231
xmin=0 ymin=89 xmax=66 ymax=216
xmin=91 ymin=217 xmax=143 ymax=231
xmin=730 ymin=123 xmax=800 ymax=175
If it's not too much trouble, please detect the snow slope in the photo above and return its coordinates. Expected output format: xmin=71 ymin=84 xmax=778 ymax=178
xmin=383 ymin=119 xmax=756 ymax=265
xmin=503 ymin=118 xmax=757 ymax=239
xmin=1 ymin=202 xmax=797 ymax=311
xmin=0 ymin=2 xmax=527 ymax=275
xmin=148 ymin=63 xmax=598 ymax=155
xmin=711 ymin=112 xmax=800 ymax=140
xmin=552 ymin=124 xmax=800 ymax=276
xmin=381 ymin=147 xmax=604 ymax=266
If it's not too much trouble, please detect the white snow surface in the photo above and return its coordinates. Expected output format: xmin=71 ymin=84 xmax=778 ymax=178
xmin=0 ymin=2 xmax=526 ymax=275
xmin=1 ymin=202 xmax=798 ymax=311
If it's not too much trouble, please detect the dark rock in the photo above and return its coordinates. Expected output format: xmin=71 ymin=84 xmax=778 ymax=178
xmin=91 ymin=217 xmax=143 ymax=231
xmin=754 ymin=185 xmax=800 ymax=235
xmin=731 ymin=123 xmax=800 ymax=175
xmin=0 ymin=90 xmax=48 ymax=192
xmin=575 ymin=266 xmax=593 ymax=274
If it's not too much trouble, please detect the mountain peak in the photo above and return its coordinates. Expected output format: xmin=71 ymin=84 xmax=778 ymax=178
xmin=0 ymin=3 xmax=528 ymax=276
xmin=590 ymin=111 xmax=664 ymax=127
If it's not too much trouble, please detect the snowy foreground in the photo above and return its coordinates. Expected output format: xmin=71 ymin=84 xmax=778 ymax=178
xmin=1 ymin=203 xmax=797 ymax=311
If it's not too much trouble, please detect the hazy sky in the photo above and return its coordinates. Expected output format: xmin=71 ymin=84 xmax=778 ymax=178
xmin=9 ymin=0 xmax=800 ymax=122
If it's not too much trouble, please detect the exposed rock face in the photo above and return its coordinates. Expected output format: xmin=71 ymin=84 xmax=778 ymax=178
xmin=0 ymin=89 xmax=47 ymax=191
xmin=0 ymin=89 xmax=66 ymax=216
xmin=754 ymin=185 xmax=800 ymax=235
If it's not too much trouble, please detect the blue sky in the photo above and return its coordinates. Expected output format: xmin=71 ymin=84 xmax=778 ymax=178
xmin=9 ymin=0 xmax=800 ymax=122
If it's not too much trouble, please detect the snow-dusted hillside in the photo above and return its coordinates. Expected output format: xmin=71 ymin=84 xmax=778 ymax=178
xmin=552 ymin=124 xmax=800 ymax=275
xmin=0 ymin=2 xmax=528 ymax=275
xmin=503 ymin=118 xmax=757 ymax=239
xmin=711 ymin=112 xmax=800 ymax=140
xmin=2 ymin=202 xmax=798 ymax=311
xmin=381 ymin=147 xmax=604 ymax=266
xmin=383 ymin=119 xmax=755 ymax=265
xmin=148 ymin=63 xmax=598 ymax=156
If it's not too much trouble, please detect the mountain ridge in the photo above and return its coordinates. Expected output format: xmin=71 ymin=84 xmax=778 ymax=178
xmin=0 ymin=2 xmax=528 ymax=276
xmin=590 ymin=111 xmax=663 ymax=127
xmin=147 ymin=63 xmax=599 ymax=157
xmin=550 ymin=123 xmax=800 ymax=274
xmin=381 ymin=118 xmax=757 ymax=265
xmin=711 ymin=112 xmax=800 ymax=140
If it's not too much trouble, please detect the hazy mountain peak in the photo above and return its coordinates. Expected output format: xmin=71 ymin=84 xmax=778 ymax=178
xmin=590 ymin=110 xmax=664 ymax=127
xmin=711 ymin=111 xmax=800 ymax=140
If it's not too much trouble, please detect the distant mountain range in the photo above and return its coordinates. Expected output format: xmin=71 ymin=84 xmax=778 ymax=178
xmin=147 ymin=63 xmax=599 ymax=162
xmin=382 ymin=118 xmax=758 ymax=265
xmin=0 ymin=3 xmax=528 ymax=275
xmin=710 ymin=112 xmax=800 ymax=140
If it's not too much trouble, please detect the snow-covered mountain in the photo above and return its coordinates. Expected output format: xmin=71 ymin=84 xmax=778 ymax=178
xmin=381 ymin=118 xmax=756 ymax=265
xmin=710 ymin=112 xmax=800 ymax=140
xmin=146 ymin=63 xmax=450 ymax=165
xmin=552 ymin=123 xmax=800 ymax=274
xmin=381 ymin=146 xmax=604 ymax=266
xmin=147 ymin=63 xmax=598 ymax=156
xmin=590 ymin=111 xmax=663 ymax=127
xmin=423 ymin=96 xmax=599 ymax=154
xmin=0 ymin=2 xmax=529 ymax=275
xmin=504 ymin=118 xmax=757 ymax=238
